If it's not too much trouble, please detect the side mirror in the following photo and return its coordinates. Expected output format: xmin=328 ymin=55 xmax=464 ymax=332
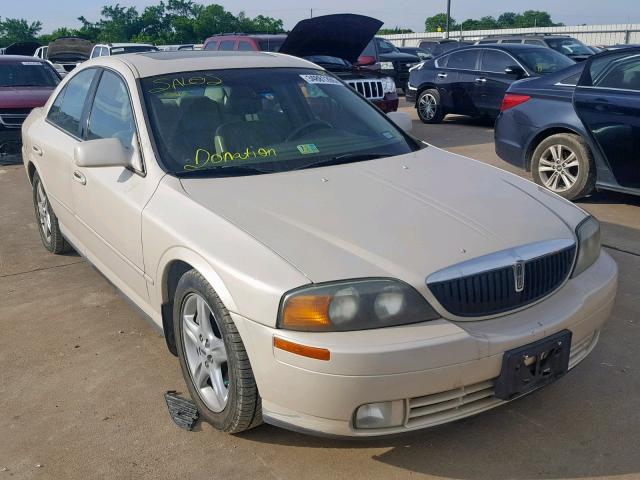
xmin=504 ymin=65 xmax=526 ymax=79
xmin=387 ymin=111 xmax=412 ymax=133
xmin=356 ymin=55 xmax=376 ymax=67
xmin=74 ymin=137 xmax=139 ymax=169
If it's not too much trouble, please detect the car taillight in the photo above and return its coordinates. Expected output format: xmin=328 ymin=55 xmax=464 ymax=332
xmin=500 ymin=93 xmax=531 ymax=112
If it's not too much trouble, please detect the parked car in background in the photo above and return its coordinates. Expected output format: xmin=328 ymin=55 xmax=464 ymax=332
xmin=4 ymin=42 xmax=42 ymax=57
xmin=47 ymin=37 xmax=93 ymax=74
xmin=418 ymin=39 xmax=473 ymax=57
xmin=398 ymin=47 xmax=432 ymax=61
xmin=203 ymin=15 xmax=400 ymax=112
xmin=33 ymin=44 xmax=68 ymax=78
xmin=157 ymin=44 xmax=196 ymax=51
xmin=407 ymin=44 xmax=575 ymax=123
xmin=90 ymin=43 xmax=158 ymax=58
xmin=495 ymin=48 xmax=640 ymax=200
xmin=0 ymin=55 xmax=59 ymax=157
xmin=23 ymin=50 xmax=616 ymax=438
xmin=476 ymin=35 xmax=594 ymax=62
xmin=358 ymin=37 xmax=419 ymax=92
xmin=601 ymin=44 xmax=640 ymax=51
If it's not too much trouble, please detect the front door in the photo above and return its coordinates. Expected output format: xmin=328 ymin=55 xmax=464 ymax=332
xmin=574 ymin=50 xmax=640 ymax=188
xmin=71 ymin=69 xmax=155 ymax=304
xmin=477 ymin=49 xmax=521 ymax=116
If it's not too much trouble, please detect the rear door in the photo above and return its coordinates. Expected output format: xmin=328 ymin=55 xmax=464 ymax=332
xmin=443 ymin=49 xmax=481 ymax=115
xmin=477 ymin=48 xmax=521 ymax=116
xmin=574 ymin=50 xmax=640 ymax=188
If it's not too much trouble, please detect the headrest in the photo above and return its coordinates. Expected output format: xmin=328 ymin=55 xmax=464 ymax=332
xmin=225 ymin=86 xmax=261 ymax=116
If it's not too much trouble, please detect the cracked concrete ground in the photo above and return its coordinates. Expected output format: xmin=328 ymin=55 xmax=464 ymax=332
xmin=1 ymin=102 xmax=639 ymax=480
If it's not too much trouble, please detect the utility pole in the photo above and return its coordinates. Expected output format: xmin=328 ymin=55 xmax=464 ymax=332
xmin=445 ymin=0 xmax=451 ymax=39
xmin=310 ymin=8 xmax=313 ymax=18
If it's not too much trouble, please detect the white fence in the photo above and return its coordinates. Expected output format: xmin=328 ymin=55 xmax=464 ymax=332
xmin=381 ymin=24 xmax=640 ymax=47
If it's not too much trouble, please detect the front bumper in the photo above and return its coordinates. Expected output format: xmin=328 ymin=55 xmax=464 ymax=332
xmin=233 ymin=251 xmax=617 ymax=437
xmin=371 ymin=92 xmax=399 ymax=113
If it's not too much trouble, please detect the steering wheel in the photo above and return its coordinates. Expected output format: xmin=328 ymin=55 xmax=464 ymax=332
xmin=285 ymin=120 xmax=334 ymax=141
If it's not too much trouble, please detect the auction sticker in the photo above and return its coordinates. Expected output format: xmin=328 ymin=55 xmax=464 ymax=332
xmin=297 ymin=144 xmax=320 ymax=154
xmin=299 ymin=74 xmax=342 ymax=86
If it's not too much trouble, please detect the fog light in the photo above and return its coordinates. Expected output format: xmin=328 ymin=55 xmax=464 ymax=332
xmin=354 ymin=400 xmax=404 ymax=429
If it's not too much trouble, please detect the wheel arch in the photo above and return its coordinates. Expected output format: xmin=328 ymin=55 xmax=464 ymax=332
xmin=27 ymin=161 xmax=37 ymax=184
xmin=524 ymin=125 xmax=587 ymax=172
xmin=415 ymin=82 xmax=438 ymax=104
xmin=156 ymin=247 xmax=238 ymax=356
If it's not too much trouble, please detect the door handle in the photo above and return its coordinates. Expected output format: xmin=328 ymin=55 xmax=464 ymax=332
xmin=437 ymin=72 xmax=448 ymax=78
xmin=32 ymin=145 xmax=43 ymax=156
xmin=72 ymin=170 xmax=86 ymax=185
xmin=475 ymin=77 xmax=487 ymax=84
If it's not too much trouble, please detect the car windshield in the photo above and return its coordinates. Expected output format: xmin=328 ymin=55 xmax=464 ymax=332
xmin=514 ymin=49 xmax=575 ymax=74
xmin=0 ymin=61 xmax=60 ymax=87
xmin=142 ymin=68 xmax=418 ymax=176
xmin=546 ymin=38 xmax=593 ymax=56
xmin=257 ymin=39 xmax=284 ymax=52
xmin=376 ymin=38 xmax=398 ymax=54
xmin=111 ymin=45 xmax=158 ymax=55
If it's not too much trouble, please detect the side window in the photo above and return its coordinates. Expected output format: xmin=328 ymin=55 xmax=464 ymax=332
xmin=446 ymin=50 xmax=480 ymax=70
xmin=238 ymin=41 xmax=253 ymax=51
xmin=524 ymin=40 xmax=544 ymax=46
xmin=218 ymin=40 xmax=235 ymax=51
xmin=435 ymin=54 xmax=449 ymax=68
xmin=481 ymin=50 xmax=515 ymax=72
xmin=503 ymin=39 xmax=523 ymax=44
xmin=91 ymin=47 xmax=98 ymax=58
xmin=588 ymin=53 xmax=640 ymax=91
xmin=87 ymin=70 xmax=135 ymax=146
xmin=204 ymin=41 xmax=218 ymax=51
xmin=47 ymin=68 xmax=97 ymax=136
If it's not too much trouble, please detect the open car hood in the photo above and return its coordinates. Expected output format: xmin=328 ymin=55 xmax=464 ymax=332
xmin=279 ymin=14 xmax=383 ymax=64
xmin=47 ymin=37 xmax=93 ymax=62
xmin=4 ymin=42 xmax=41 ymax=56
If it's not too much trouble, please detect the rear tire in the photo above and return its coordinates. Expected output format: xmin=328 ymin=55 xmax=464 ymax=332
xmin=416 ymin=89 xmax=444 ymax=124
xmin=531 ymin=133 xmax=596 ymax=201
xmin=174 ymin=270 xmax=262 ymax=433
xmin=32 ymin=171 xmax=71 ymax=254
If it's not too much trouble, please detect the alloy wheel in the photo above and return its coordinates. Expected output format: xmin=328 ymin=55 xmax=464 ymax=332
xmin=418 ymin=93 xmax=437 ymax=120
xmin=36 ymin=180 xmax=52 ymax=243
xmin=181 ymin=293 xmax=229 ymax=413
xmin=538 ymin=144 xmax=580 ymax=193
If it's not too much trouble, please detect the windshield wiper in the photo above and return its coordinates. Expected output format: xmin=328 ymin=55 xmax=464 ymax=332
xmin=176 ymin=164 xmax=271 ymax=178
xmin=293 ymin=153 xmax=389 ymax=171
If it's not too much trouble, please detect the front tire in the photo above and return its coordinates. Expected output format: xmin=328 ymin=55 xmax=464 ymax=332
xmin=173 ymin=270 xmax=262 ymax=433
xmin=32 ymin=171 xmax=71 ymax=254
xmin=531 ymin=133 xmax=596 ymax=201
xmin=416 ymin=88 xmax=444 ymax=123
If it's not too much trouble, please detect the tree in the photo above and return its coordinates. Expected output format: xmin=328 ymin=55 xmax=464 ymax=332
xmin=0 ymin=17 xmax=43 ymax=46
xmin=497 ymin=12 xmax=518 ymax=28
xmin=378 ymin=27 xmax=414 ymax=35
xmin=425 ymin=13 xmax=456 ymax=33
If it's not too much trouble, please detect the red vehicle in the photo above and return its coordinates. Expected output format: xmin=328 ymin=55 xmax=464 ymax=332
xmin=0 ymin=56 xmax=60 ymax=159
xmin=203 ymin=15 xmax=399 ymax=113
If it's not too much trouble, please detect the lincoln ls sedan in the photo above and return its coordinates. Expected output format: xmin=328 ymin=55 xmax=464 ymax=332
xmin=22 ymin=51 xmax=617 ymax=437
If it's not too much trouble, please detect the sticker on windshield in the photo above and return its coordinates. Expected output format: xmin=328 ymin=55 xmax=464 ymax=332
xmin=21 ymin=61 xmax=42 ymax=66
xmin=299 ymin=74 xmax=342 ymax=86
xmin=381 ymin=131 xmax=396 ymax=139
xmin=297 ymin=144 xmax=320 ymax=155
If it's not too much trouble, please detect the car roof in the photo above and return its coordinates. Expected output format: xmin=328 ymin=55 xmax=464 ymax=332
xmin=459 ymin=43 xmax=549 ymax=52
xmin=88 ymin=50 xmax=319 ymax=78
xmin=206 ymin=34 xmax=288 ymax=42
xmin=483 ymin=35 xmax=573 ymax=40
xmin=0 ymin=55 xmax=48 ymax=64
xmin=99 ymin=43 xmax=155 ymax=48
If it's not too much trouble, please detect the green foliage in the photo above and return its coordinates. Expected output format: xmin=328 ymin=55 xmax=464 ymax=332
xmin=378 ymin=27 xmax=414 ymax=35
xmin=425 ymin=10 xmax=563 ymax=33
xmin=0 ymin=2 xmax=285 ymax=48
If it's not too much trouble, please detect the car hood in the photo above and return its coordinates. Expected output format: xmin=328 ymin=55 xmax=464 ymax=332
xmin=4 ymin=42 xmax=41 ymax=56
xmin=0 ymin=86 xmax=55 ymax=109
xmin=48 ymin=38 xmax=93 ymax=62
xmin=179 ymin=148 xmax=578 ymax=286
xmin=280 ymin=14 xmax=383 ymax=64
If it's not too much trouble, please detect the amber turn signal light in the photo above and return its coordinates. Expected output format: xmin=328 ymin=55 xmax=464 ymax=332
xmin=280 ymin=295 xmax=332 ymax=330
xmin=273 ymin=337 xmax=331 ymax=361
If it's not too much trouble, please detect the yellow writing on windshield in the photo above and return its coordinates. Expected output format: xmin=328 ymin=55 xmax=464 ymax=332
xmin=184 ymin=147 xmax=277 ymax=171
xmin=149 ymin=74 xmax=223 ymax=94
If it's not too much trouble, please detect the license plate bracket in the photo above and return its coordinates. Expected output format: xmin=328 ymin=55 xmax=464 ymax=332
xmin=495 ymin=330 xmax=572 ymax=401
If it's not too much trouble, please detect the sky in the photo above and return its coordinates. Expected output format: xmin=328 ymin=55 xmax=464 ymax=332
xmin=2 ymin=0 xmax=639 ymax=33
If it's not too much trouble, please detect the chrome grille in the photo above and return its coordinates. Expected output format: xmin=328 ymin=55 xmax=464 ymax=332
xmin=0 ymin=112 xmax=29 ymax=129
xmin=428 ymin=243 xmax=576 ymax=318
xmin=346 ymin=80 xmax=384 ymax=100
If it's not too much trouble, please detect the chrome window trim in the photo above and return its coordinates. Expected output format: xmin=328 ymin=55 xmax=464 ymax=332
xmin=436 ymin=48 xmax=530 ymax=77
xmin=577 ymin=84 xmax=640 ymax=94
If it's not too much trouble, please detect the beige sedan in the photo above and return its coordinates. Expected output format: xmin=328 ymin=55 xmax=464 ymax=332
xmin=22 ymin=51 xmax=617 ymax=437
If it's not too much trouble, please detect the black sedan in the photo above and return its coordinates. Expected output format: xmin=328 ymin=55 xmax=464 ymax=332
xmin=406 ymin=44 xmax=575 ymax=123
xmin=495 ymin=47 xmax=640 ymax=200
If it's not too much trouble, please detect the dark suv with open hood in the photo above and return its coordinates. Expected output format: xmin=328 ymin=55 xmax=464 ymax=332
xmin=203 ymin=14 xmax=399 ymax=112
xmin=47 ymin=37 xmax=93 ymax=73
xmin=359 ymin=37 xmax=420 ymax=92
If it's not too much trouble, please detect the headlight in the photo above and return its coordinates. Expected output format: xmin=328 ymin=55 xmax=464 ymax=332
xmin=380 ymin=76 xmax=396 ymax=94
xmin=278 ymin=279 xmax=439 ymax=332
xmin=380 ymin=61 xmax=394 ymax=70
xmin=572 ymin=216 xmax=601 ymax=278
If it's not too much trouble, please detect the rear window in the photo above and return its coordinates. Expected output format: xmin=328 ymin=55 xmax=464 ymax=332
xmin=257 ymin=39 xmax=284 ymax=52
xmin=0 ymin=61 xmax=60 ymax=87
xmin=515 ymin=49 xmax=575 ymax=74
xmin=589 ymin=52 xmax=640 ymax=91
xmin=546 ymin=38 xmax=592 ymax=56
xmin=110 ymin=45 xmax=158 ymax=55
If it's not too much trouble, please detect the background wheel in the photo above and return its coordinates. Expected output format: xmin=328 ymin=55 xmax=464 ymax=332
xmin=32 ymin=171 xmax=71 ymax=254
xmin=174 ymin=270 xmax=262 ymax=433
xmin=416 ymin=89 xmax=444 ymax=124
xmin=531 ymin=133 xmax=596 ymax=201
